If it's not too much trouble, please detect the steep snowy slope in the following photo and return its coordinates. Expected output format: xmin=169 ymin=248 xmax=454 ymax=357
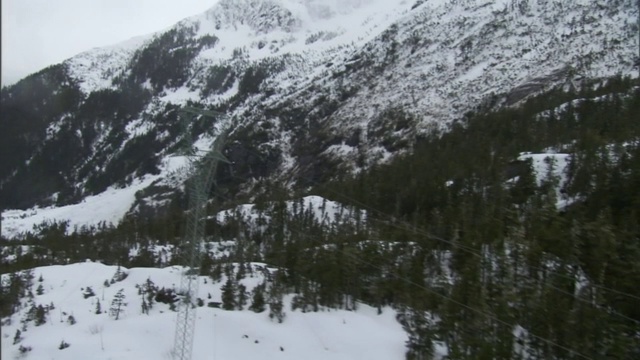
xmin=0 ymin=155 xmax=188 ymax=238
xmin=0 ymin=194 xmax=360 ymax=240
xmin=63 ymin=0 xmax=418 ymax=95
xmin=1 ymin=0 xmax=638 ymax=222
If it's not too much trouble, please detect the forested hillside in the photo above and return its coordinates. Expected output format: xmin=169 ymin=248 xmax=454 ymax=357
xmin=3 ymin=77 xmax=640 ymax=358
xmin=2 ymin=0 xmax=637 ymax=213
xmin=326 ymin=76 xmax=640 ymax=359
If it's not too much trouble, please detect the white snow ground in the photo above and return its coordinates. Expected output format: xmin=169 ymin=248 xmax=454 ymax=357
xmin=1 ymin=262 xmax=408 ymax=360
xmin=216 ymin=195 xmax=366 ymax=229
xmin=516 ymin=152 xmax=572 ymax=208
xmin=518 ymin=152 xmax=570 ymax=188
xmin=1 ymin=156 xmax=188 ymax=239
xmin=0 ymin=193 xmax=362 ymax=241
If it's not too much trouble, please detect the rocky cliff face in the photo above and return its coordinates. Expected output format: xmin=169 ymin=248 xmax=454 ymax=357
xmin=1 ymin=0 xmax=638 ymax=213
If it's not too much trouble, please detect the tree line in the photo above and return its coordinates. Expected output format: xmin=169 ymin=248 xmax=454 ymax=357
xmin=2 ymin=76 xmax=640 ymax=359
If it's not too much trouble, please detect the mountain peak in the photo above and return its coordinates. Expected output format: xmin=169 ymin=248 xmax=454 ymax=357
xmin=202 ymin=0 xmax=389 ymax=34
xmin=1 ymin=0 xmax=637 ymax=212
xmin=205 ymin=0 xmax=302 ymax=34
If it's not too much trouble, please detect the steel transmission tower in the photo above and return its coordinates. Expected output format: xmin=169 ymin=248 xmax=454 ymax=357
xmin=173 ymin=106 xmax=228 ymax=360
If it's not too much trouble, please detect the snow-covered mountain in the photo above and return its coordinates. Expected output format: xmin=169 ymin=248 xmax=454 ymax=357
xmin=1 ymin=0 xmax=638 ymax=228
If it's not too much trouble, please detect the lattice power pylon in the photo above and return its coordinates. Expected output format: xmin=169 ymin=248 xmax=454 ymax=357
xmin=173 ymin=107 xmax=228 ymax=360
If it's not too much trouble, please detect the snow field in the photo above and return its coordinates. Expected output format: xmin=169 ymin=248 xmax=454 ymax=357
xmin=216 ymin=195 xmax=366 ymax=229
xmin=1 ymin=262 xmax=408 ymax=360
xmin=517 ymin=152 xmax=570 ymax=188
xmin=1 ymin=155 xmax=189 ymax=239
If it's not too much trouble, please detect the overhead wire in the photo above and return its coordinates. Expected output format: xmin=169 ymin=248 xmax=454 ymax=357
xmin=224 ymin=142 xmax=640 ymax=304
xmin=211 ymin=187 xmax=595 ymax=360
xmin=201 ymin=141 xmax=640 ymax=357
xmin=167 ymin=117 xmax=639 ymax=358
xmin=333 ymin=242 xmax=595 ymax=360
xmin=210 ymin=180 xmax=599 ymax=359
xmin=306 ymin=169 xmax=640 ymax=302
xmin=316 ymin=182 xmax=640 ymax=326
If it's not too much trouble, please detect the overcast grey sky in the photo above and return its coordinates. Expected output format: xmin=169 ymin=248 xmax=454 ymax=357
xmin=1 ymin=0 xmax=218 ymax=86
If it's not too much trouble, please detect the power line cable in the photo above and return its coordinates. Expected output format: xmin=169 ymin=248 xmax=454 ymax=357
xmin=223 ymin=144 xmax=640 ymax=304
xmin=328 ymin=192 xmax=640 ymax=326
xmin=171 ymin=127 xmax=638 ymax=358
xmin=333 ymin=242 xmax=594 ymax=360
xmin=211 ymin=187 xmax=596 ymax=360
xmin=208 ymin=190 xmax=605 ymax=359
xmin=309 ymin=173 xmax=640 ymax=303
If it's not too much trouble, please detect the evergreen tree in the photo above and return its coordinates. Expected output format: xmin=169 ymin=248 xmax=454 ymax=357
xmin=95 ymin=299 xmax=102 ymax=314
xmin=399 ymin=307 xmax=434 ymax=360
xmin=268 ymin=283 xmax=286 ymax=323
xmin=200 ymin=252 xmax=214 ymax=276
xmin=237 ymin=284 xmax=248 ymax=310
xmin=111 ymin=265 xmax=127 ymax=283
xmin=210 ymin=264 xmax=223 ymax=283
xmin=141 ymin=296 xmax=149 ymax=315
xmin=83 ymin=286 xmax=95 ymax=299
xmin=109 ymin=289 xmax=126 ymax=320
xmin=221 ymin=277 xmax=236 ymax=311
xmin=13 ymin=329 xmax=22 ymax=345
xmin=58 ymin=340 xmax=70 ymax=350
xmin=143 ymin=277 xmax=156 ymax=309
xmin=34 ymin=304 xmax=47 ymax=326
xmin=249 ymin=283 xmax=266 ymax=313
xmin=268 ymin=296 xmax=285 ymax=323
xmin=2 ymin=270 xmax=32 ymax=318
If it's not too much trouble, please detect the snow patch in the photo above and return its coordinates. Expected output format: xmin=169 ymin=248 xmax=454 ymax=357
xmin=1 ymin=155 xmax=189 ymax=239
xmin=1 ymin=262 xmax=408 ymax=360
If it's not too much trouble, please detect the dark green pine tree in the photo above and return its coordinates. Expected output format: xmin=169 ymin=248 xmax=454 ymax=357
xmin=210 ymin=264 xmax=223 ymax=283
xmin=220 ymin=277 xmax=236 ymax=311
xmin=268 ymin=295 xmax=285 ymax=323
xmin=141 ymin=295 xmax=149 ymax=315
xmin=111 ymin=265 xmax=127 ymax=284
xmin=109 ymin=289 xmax=126 ymax=320
xmin=509 ymin=160 xmax=538 ymax=205
xmin=13 ymin=329 xmax=22 ymax=345
xmin=237 ymin=284 xmax=248 ymax=310
xmin=1 ymin=271 xmax=30 ymax=318
xmin=58 ymin=340 xmax=70 ymax=350
xmin=249 ymin=283 xmax=266 ymax=313
xmin=442 ymin=244 xmax=491 ymax=360
xmin=268 ymin=281 xmax=286 ymax=323
xmin=34 ymin=304 xmax=47 ymax=326
xmin=484 ymin=246 xmax=516 ymax=360
xmin=143 ymin=277 xmax=156 ymax=309
xmin=399 ymin=307 xmax=434 ymax=360
xmin=200 ymin=252 xmax=214 ymax=276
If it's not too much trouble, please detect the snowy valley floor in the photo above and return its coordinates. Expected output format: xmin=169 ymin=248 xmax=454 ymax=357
xmin=1 ymin=262 xmax=408 ymax=360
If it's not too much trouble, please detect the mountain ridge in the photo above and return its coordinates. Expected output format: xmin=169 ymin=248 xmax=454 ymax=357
xmin=1 ymin=0 xmax=638 ymax=214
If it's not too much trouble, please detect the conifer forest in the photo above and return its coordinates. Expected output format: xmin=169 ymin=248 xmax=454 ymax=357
xmin=3 ymin=77 xmax=640 ymax=359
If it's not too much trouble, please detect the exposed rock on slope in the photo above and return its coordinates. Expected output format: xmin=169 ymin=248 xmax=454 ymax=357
xmin=1 ymin=0 xmax=637 ymax=215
